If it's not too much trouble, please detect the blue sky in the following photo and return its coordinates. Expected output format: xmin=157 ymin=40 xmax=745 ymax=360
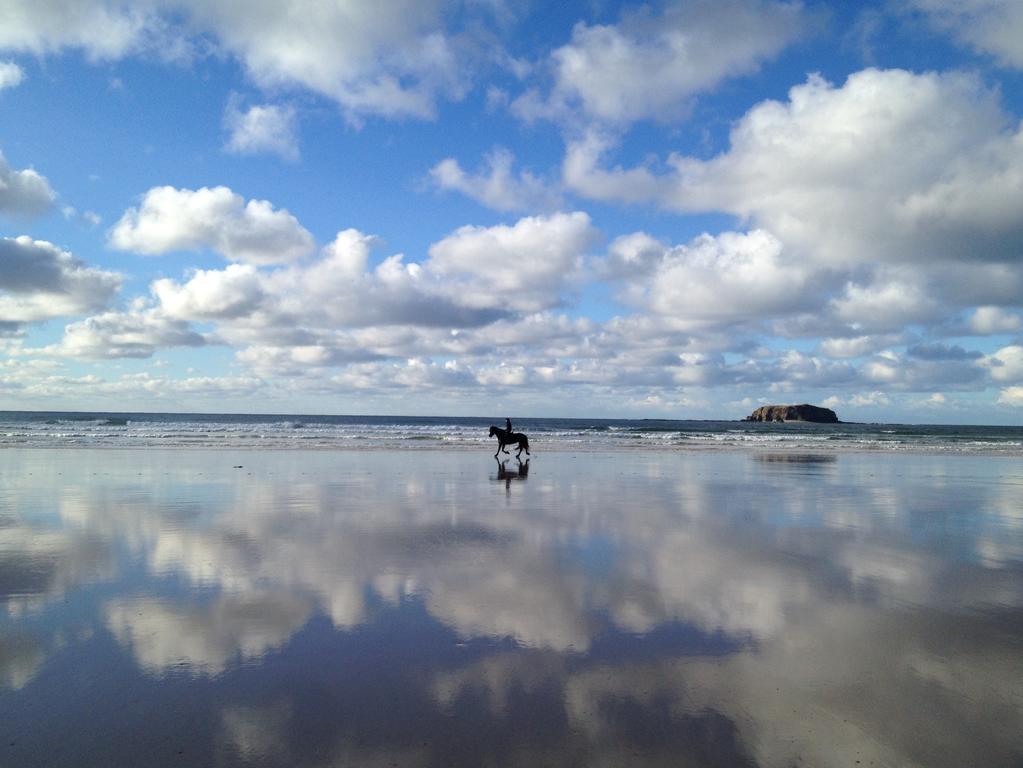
xmin=1 ymin=0 xmax=1023 ymax=422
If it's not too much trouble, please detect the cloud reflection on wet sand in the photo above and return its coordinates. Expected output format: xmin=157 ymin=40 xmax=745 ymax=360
xmin=0 ymin=448 xmax=1020 ymax=766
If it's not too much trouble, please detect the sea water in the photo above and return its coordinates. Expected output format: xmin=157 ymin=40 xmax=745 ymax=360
xmin=1 ymin=410 xmax=1021 ymax=452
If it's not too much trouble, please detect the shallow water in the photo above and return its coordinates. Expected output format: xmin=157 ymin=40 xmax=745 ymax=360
xmin=1 ymin=449 xmax=1021 ymax=767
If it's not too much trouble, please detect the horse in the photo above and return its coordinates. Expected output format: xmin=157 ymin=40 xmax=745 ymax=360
xmin=488 ymin=425 xmax=530 ymax=459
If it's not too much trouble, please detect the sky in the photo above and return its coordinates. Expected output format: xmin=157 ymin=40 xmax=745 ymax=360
xmin=1 ymin=0 xmax=1023 ymax=423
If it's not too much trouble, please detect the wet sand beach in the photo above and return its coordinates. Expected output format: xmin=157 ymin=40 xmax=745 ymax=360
xmin=1 ymin=447 xmax=1021 ymax=766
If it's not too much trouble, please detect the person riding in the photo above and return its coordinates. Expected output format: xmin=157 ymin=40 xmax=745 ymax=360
xmin=505 ymin=417 xmax=513 ymax=433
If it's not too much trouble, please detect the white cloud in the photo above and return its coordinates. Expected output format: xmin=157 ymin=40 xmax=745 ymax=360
xmin=109 ymin=186 xmax=315 ymax=265
xmin=189 ymin=0 xmax=467 ymax=120
xmin=997 ymin=386 xmax=1023 ymax=406
xmin=829 ymin=275 xmax=942 ymax=333
xmin=153 ymin=264 xmax=266 ymax=321
xmin=561 ymin=67 xmax=1023 ymax=345
xmin=430 ymin=148 xmax=561 ymax=212
xmin=985 ymin=345 xmax=1023 ymax=383
xmin=911 ymin=0 xmax=1023 ymax=68
xmin=235 ymin=343 xmax=382 ymax=375
xmin=849 ymin=391 xmax=892 ymax=407
xmin=0 ymin=0 xmax=483 ymax=120
xmin=568 ymin=69 xmax=1023 ymax=272
xmin=515 ymin=0 xmax=805 ymax=125
xmin=820 ymin=335 xmax=905 ymax=359
xmin=224 ymin=97 xmax=299 ymax=161
xmin=601 ymin=231 xmax=669 ymax=278
xmin=0 ymin=2 xmax=173 ymax=61
xmin=135 ymin=221 xmax=563 ymax=364
xmin=605 ymin=229 xmax=828 ymax=330
xmin=116 ymin=209 xmax=604 ymax=371
xmin=0 ymin=151 xmax=55 ymax=216
xmin=426 ymin=211 xmax=598 ymax=312
xmin=263 ymin=228 xmax=508 ymax=330
xmin=968 ymin=306 xmax=1023 ymax=335
xmin=562 ymin=130 xmax=670 ymax=204
xmin=649 ymin=230 xmax=822 ymax=325
xmin=672 ymin=69 xmax=1023 ymax=267
xmin=51 ymin=309 xmax=205 ymax=359
xmin=0 ymin=60 xmax=24 ymax=90
xmin=0 ymin=236 xmax=120 ymax=324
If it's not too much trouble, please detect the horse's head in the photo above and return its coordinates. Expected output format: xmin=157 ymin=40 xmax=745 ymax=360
xmin=489 ymin=425 xmax=497 ymax=436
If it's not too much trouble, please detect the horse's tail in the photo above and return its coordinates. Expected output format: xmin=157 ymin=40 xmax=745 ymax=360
xmin=522 ymin=434 xmax=530 ymax=453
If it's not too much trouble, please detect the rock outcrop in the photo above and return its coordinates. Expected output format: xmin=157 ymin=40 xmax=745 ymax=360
xmin=743 ymin=404 xmax=839 ymax=423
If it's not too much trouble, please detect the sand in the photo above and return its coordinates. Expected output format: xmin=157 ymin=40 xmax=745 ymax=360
xmin=1 ymin=447 xmax=1021 ymax=767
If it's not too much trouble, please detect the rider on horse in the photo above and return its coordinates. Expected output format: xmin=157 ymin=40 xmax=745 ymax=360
xmin=489 ymin=420 xmax=530 ymax=459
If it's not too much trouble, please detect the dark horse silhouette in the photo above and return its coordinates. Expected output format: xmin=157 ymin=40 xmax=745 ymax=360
xmin=488 ymin=425 xmax=530 ymax=459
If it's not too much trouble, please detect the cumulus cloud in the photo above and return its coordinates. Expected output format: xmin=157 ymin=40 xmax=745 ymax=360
xmin=263 ymin=228 xmax=510 ymax=330
xmin=0 ymin=60 xmax=24 ymax=90
xmin=819 ymin=335 xmax=906 ymax=359
xmin=562 ymin=131 xmax=672 ymax=204
xmin=426 ymin=211 xmax=598 ymax=312
xmin=51 ymin=309 xmax=205 ymax=359
xmin=109 ymin=186 xmax=315 ymax=265
xmin=848 ymin=390 xmax=891 ymax=407
xmin=967 ymin=306 xmax=1023 ymax=335
xmin=570 ymin=69 xmax=1023 ymax=268
xmin=0 ymin=236 xmax=120 ymax=324
xmin=430 ymin=148 xmax=561 ymax=212
xmin=911 ymin=0 xmax=1023 ymax=69
xmin=189 ymin=0 xmax=471 ymax=120
xmin=563 ymin=67 xmax=1023 ymax=350
xmin=828 ymin=274 xmax=943 ymax=333
xmin=514 ymin=0 xmax=806 ymax=125
xmin=985 ymin=344 xmax=1023 ymax=383
xmin=0 ymin=0 xmax=484 ymax=120
xmin=153 ymin=264 xmax=266 ymax=321
xmin=700 ymin=68 xmax=1023 ymax=266
xmin=997 ymin=386 xmax=1023 ymax=406
xmin=0 ymin=151 xmax=55 ymax=216
xmin=236 ymin=343 xmax=384 ymax=376
xmin=130 ymin=215 xmax=598 ymax=367
xmin=224 ymin=96 xmax=299 ymax=161
xmin=609 ymin=229 xmax=827 ymax=328
xmin=0 ymin=1 xmax=176 ymax=61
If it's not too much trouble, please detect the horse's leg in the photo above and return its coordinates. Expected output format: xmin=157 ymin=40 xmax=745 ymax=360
xmin=502 ymin=439 xmax=510 ymax=454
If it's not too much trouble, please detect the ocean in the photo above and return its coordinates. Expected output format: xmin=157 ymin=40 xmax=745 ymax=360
xmin=1 ymin=410 xmax=1021 ymax=452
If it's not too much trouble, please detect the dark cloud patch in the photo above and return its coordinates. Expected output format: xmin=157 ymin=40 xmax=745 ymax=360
xmin=908 ymin=343 xmax=984 ymax=362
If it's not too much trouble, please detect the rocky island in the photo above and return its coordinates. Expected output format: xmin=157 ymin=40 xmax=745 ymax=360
xmin=743 ymin=404 xmax=839 ymax=423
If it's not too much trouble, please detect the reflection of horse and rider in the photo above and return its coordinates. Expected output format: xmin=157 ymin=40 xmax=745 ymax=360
xmin=488 ymin=417 xmax=530 ymax=459
xmin=493 ymin=455 xmax=529 ymax=489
